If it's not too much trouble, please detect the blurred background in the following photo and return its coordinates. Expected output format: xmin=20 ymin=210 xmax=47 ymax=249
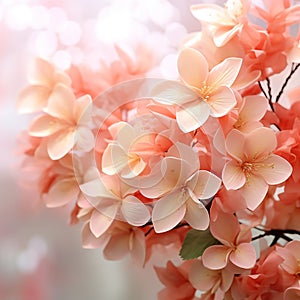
xmin=0 ymin=0 xmax=219 ymax=299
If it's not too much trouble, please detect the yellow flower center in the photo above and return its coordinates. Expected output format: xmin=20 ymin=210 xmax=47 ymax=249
xmin=198 ymin=85 xmax=212 ymax=101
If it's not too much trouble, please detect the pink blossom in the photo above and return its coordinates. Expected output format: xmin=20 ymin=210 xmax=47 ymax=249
xmin=202 ymin=211 xmax=256 ymax=270
xmin=191 ymin=0 xmax=255 ymax=47
xmin=18 ymin=58 xmax=71 ymax=114
xmin=222 ymin=127 xmax=292 ymax=210
xmin=29 ymin=84 xmax=94 ymax=160
xmin=141 ymin=143 xmax=221 ymax=233
xmin=155 ymin=261 xmax=196 ymax=300
xmin=80 ymin=173 xmax=150 ymax=238
xmin=189 ymin=259 xmax=235 ymax=298
xmin=152 ymin=47 xmax=242 ymax=132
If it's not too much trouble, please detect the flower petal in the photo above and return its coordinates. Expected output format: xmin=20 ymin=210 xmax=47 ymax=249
xmin=210 ymin=211 xmax=239 ymax=245
xmin=177 ymin=48 xmax=208 ymax=87
xmin=81 ymin=222 xmax=107 ymax=249
xmin=29 ymin=114 xmax=62 ymax=137
xmin=222 ymin=160 xmax=246 ymax=190
xmin=47 ymin=129 xmax=76 ymax=160
xmin=152 ymin=191 xmax=187 ymax=233
xmin=80 ymin=178 xmax=116 ymax=199
xmin=44 ymin=178 xmax=79 ymax=207
xmin=121 ymin=195 xmax=150 ymax=226
xmin=202 ymin=245 xmax=231 ymax=270
xmin=189 ymin=259 xmax=218 ymax=291
xmin=130 ymin=229 xmax=146 ymax=266
xmin=188 ymin=170 xmax=222 ymax=199
xmin=229 ymin=243 xmax=256 ymax=269
xmin=151 ymin=80 xmax=199 ymax=105
xmin=44 ymin=83 xmax=74 ymax=120
xmin=239 ymin=95 xmax=268 ymax=123
xmin=241 ymin=175 xmax=268 ymax=211
xmin=18 ymin=85 xmax=50 ymax=114
xmin=207 ymin=57 xmax=242 ymax=88
xmin=257 ymin=154 xmax=292 ymax=185
xmin=90 ymin=202 xmax=119 ymax=237
xmin=244 ymin=127 xmax=277 ymax=160
xmin=73 ymin=94 xmax=92 ymax=125
xmin=208 ymin=86 xmax=237 ymax=117
xmin=75 ymin=126 xmax=94 ymax=152
xmin=102 ymin=143 xmax=129 ymax=175
xmin=176 ymin=99 xmax=211 ymax=132
xmin=225 ymin=129 xmax=245 ymax=162
xmin=103 ymin=232 xmax=130 ymax=260
xmin=184 ymin=198 xmax=209 ymax=230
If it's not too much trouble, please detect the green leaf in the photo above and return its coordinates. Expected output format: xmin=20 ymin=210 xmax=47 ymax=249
xmin=179 ymin=228 xmax=220 ymax=260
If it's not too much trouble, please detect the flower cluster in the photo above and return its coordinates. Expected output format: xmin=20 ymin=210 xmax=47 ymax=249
xmin=18 ymin=0 xmax=300 ymax=299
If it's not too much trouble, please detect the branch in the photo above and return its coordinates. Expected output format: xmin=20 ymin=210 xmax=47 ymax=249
xmin=259 ymin=80 xmax=274 ymax=111
xmin=275 ymin=63 xmax=300 ymax=103
xmin=252 ymin=228 xmax=300 ymax=243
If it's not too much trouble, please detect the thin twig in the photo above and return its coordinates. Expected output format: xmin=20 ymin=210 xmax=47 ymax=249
xmin=258 ymin=81 xmax=268 ymax=99
xmin=275 ymin=63 xmax=300 ymax=103
xmin=259 ymin=80 xmax=274 ymax=111
xmin=266 ymin=77 xmax=272 ymax=101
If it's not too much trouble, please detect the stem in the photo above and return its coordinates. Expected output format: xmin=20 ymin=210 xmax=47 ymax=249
xmin=266 ymin=77 xmax=272 ymax=101
xmin=259 ymin=80 xmax=274 ymax=112
xmin=275 ymin=63 xmax=300 ymax=103
xmin=252 ymin=228 xmax=300 ymax=243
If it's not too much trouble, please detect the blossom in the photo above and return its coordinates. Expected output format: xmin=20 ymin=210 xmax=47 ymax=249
xmin=155 ymin=261 xmax=196 ymax=300
xmin=28 ymin=84 xmax=94 ymax=160
xmin=101 ymin=120 xmax=172 ymax=179
xmin=18 ymin=58 xmax=71 ymax=113
xmin=141 ymin=143 xmax=221 ymax=233
xmin=191 ymin=0 xmax=256 ymax=47
xmin=80 ymin=172 xmax=150 ymax=238
xmin=152 ymin=47 xmax=242 ymax=132
xmin=189 ymin=258 xmax=235 ymax=298
xmin=222 ymin=127 xmax=292 ymax=210
xmin=202 ymin=211 xmax=256 ymax=270
xmin=81 ymin=221 xmax=146 ymax=266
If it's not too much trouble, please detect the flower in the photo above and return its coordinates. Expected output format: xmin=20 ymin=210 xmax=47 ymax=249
xmin=202 ymin=211 xmax=256 ymax=270
xmin=222 ymin=127 xmax=292 ymax=210
xmin=80 ymin=172 xmax=150 ymax=238
xmin=28 ymin=84 xmax=94 ymax=160
xmin=18 ymin=58 xmax=71 ymax=114
xmin=152 ymin=47 xmax=242 ymax=132
xmin=155 ymin=261 xmax=196 ymax=300
xmin=141 ymin=143 xmax=221 ymax=233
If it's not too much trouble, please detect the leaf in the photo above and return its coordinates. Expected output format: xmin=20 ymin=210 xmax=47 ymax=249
xmin=179 ymin=228 xmax=220 ymax=260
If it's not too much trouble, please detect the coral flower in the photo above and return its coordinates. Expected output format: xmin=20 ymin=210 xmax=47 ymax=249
xmin=202 ymin=212 xmax=256 ymax=270
xmin=18 ymin=58 xmax=71 ymax=113
xmin=152 ymin=48 xmax=242 ymax=132
xmin=29 ymin=84 xmax=94 ymax=160
xmin=222 ymin=127 xmax=292 ymax=210
xmin=141 ymin=143 xmax=221 ymax=233
xmin=80 ymin=173 xmax=150 ymax=238
xmin=191 ymin=0 xmax=253 ymax=47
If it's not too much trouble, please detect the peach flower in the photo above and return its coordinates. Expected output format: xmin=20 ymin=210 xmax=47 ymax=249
xmin=152 ymin=48 xmax=242 ymax=133
xmin=222 ymin=127 xmax=292 ymax=210
xmin=141 ymin=143 xmax=221 ymax=233
xmin=29 ymin=84 xmax=94 ymax=160
xmin=18 ymin=58 xmax=71 ymax=113
xmin=202 ymin=211 xmax=256 ymax=270
xmin=80 ymin=172 xmax=150 ymax=238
